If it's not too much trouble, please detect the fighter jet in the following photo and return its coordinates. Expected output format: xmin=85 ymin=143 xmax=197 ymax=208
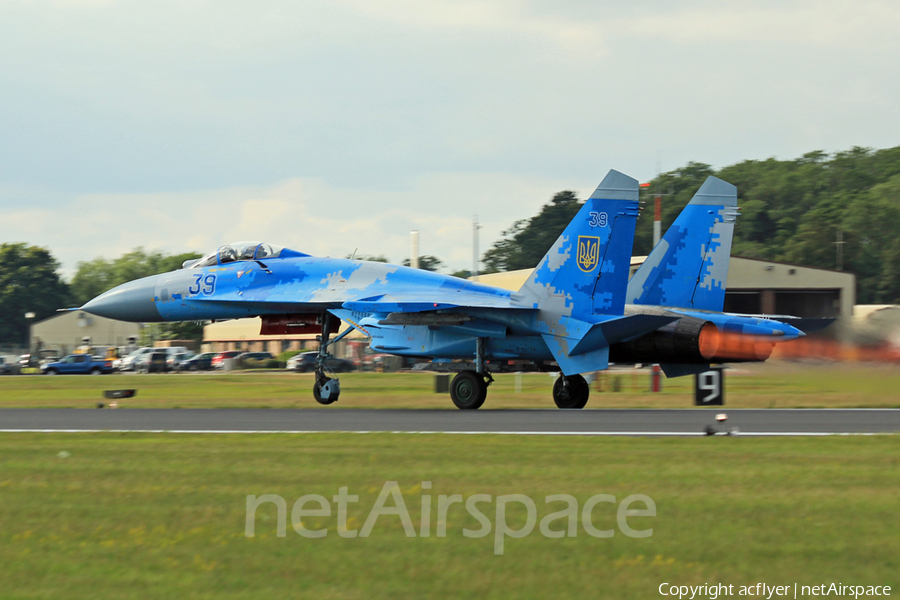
xmin=81 ymin=170 xmax=806 ymax=409
xmin=82 ymin=170 xmax=679 ymax=409
xmin=610 ymin=176 xmax=817 ymax=377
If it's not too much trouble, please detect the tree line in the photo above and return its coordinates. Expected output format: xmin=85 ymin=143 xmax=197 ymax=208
xmin=2 ymin=145 xmax=898 ymax=345
xmin=483 ymin=146 xmax=900 ymax=305
xmin=0 ymin=246 xmax=203 ymax=346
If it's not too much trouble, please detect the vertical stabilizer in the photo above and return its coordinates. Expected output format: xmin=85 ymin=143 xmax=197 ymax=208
xmin=516 ymin=170 xmax=640 ymax=319
xmin=626 ymin=176 xmax=738 ymax=312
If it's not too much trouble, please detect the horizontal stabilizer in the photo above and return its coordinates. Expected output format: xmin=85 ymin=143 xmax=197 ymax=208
xmin=569 ymin=314 xmax=679 ymax=356
xmin=779 ymin=317 xmax=836 ymax=334
xmin=659 ymin=363 xmax=711 ymax=378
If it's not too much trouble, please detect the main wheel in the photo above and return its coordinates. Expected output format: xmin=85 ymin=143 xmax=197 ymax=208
xmin=90 ymin=367 xmax=102 ymax=375
xmin=450 ymin=370 xmax=487 ymax=410
xmin=553 ymin=374 xmax=590 ymax=409
xmin=313 ymin=378 xmax=339 ymax=405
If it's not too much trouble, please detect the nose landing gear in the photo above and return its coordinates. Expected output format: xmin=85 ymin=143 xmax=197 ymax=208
xmin=313 ymin=375 xmax=341 ymax=405
xmin=312 ymin=313 xmax=350 ymax=405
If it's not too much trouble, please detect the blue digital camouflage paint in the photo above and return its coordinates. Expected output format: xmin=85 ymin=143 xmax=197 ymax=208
xmin=627 ymin=176 xmax=739 ymax=312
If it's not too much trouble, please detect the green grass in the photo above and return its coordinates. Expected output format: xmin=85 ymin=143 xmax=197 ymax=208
xmin=1 ymin=361 xmax=899 ymax=408
xmin=0 ymin=433 xmax=896 ymax=599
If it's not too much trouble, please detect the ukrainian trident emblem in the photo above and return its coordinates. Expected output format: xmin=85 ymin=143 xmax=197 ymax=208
xmin=576 ymin=236 xmax=600 ymax=272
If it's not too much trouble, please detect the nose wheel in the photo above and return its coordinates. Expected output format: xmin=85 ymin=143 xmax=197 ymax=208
xmin=313 ymin=375 xmax=340 ymax=405
xmin=312 ymin=313 xmax=348 ymax=405
xmin=553 ymin=374 xmax=589 ymax=409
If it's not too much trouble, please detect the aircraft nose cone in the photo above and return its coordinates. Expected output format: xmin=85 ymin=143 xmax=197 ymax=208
xmin=81 ymin=276 xmax=162 ymax=322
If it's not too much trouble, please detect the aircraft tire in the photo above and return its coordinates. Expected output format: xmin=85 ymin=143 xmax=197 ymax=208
xmin=553 ymin=374 xmax=589 ymax=409
xmin=450 ymin=371 xmax=487 ymax=410
xmin=313 ymin=379 xmax=338 ymax=405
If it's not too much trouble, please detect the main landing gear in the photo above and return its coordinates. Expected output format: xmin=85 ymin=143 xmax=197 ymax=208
xmin=450 ymin=370 xmax=491 ymax=409
xmin=552 ymin=374 xmax=590 ymax=409
xmin=312 ymin=314 xmax=351 ymax=405
xmin=449 ymin=338 xmax=493 ymax=410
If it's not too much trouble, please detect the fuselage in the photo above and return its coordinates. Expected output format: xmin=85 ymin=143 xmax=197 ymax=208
xmin=82 ymin=253 xmax=803 ymax=368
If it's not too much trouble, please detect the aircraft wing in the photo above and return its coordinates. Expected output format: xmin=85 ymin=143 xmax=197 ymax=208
xmin=340 ymin=292 xmax=528 ymax=314
xmin=187 ymin=290 xmax=527 ymax=315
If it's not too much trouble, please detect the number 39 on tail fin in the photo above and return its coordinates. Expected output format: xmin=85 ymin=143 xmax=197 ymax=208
xmin=515 ymin=169 xmax=641 ymax=319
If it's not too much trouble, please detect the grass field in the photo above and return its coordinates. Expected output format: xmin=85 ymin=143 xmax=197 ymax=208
xmin=1 ymin=361 xmax=899 ymax=409
xmin=0 ymin=432 xmax=896 ymax=599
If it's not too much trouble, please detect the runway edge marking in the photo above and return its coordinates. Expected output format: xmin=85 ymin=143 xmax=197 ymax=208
xmin=0 ymin=429 xmax=893 ymax=436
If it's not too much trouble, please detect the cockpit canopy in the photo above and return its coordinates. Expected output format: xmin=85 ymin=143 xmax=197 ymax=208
xmin=184 ymin=242 xmax=304 ymax=269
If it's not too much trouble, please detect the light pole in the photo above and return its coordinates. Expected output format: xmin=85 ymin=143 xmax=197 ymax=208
xmin=24 ymin=312 xmax=35 ymax=353
xmin=472 ymin=215 xmax=481 ymax=281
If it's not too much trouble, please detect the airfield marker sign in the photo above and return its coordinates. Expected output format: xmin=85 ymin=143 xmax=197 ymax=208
xmin=695 ymin=368 xmax=724 ymax=406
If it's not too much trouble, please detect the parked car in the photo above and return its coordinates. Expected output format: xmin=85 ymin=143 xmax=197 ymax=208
xmin=118 ymin=348 xmax=155 ymax=371
xmin=20 ymin=352 xmax=59 ymax=368
xmin=238 ymin=352 xmax=275 ymax=364
xmin=135 ymin=352 xmax=168 ymax=374
xmin=40 ymin=354 xmax=114 ymax=375
xmin=176 ymin=352 xmax=217 ymax=371
xmin=166 ymin=351 xmax=195 ymax=370
xmin=0 ymin=356 xmax=21 ymax=375
xmin=211 ymin=351 xmax=242 ymax=369
xmin=286 ymin=351 xmax=355 ymax=373
xmin=119 ymin=347 xmax=188 ymax=371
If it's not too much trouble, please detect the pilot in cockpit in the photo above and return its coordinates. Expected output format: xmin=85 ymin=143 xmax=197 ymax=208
xmin=184 ymin=242 xmax=287 ymax=269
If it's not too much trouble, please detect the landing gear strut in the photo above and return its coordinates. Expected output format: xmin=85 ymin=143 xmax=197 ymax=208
xmin=553 ymin=374 xmax=590 ymax=409
xmin=313 ymin=313 xmax=349 ymax=405
xmin=449 ymin=338 xmax=493 ymax=410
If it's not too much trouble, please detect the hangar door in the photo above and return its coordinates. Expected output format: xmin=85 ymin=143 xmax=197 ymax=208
xmin=723 ymin=289 xmax=841 ymax=318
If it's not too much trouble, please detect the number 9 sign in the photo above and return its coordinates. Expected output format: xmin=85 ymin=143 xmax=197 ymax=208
xmin=694 ymin=367 xmax=724 ymax=405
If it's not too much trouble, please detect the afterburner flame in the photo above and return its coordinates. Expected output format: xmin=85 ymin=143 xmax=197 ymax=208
xmin=700 ymin=325 xmax=775 ymax=362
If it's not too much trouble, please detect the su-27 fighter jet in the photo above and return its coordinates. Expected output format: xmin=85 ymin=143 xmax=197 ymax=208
xmin=81 ymin=170 xmax=805 ymax=409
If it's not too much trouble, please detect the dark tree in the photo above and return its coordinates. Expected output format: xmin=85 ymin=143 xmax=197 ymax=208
xmin=402 ymin=255 xmax=445 ymax=272
xmin=70 ymin=248 xmax=204 ymax=342
xmin=483 ymin=146 xmax=900 ymax=304
xmin=346 ymin=254 xmax=389 ymax=263
xmin=0 ymin=243 xmax=71 ymax=345
xmin=482 ymin=191 xmax=582 ymax=273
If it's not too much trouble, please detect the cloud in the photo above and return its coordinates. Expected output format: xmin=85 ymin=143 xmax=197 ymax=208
xmin=1 ymin=0 xmax=899 ymax=277
xmin=0 ymin=172 xmax=588 ymax=277
xmin=621 ymin=1 xmax=900 ymax=49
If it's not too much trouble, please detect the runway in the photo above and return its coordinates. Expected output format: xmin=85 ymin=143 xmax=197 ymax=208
xmin=1 ymin=408 xmax=898 ymax=435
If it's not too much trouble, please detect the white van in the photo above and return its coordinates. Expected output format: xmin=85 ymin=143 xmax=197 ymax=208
xmin=117 ymin=347 xmax=188 ymax=371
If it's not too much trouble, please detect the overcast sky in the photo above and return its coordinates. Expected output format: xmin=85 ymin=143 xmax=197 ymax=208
xmin=2 ymin=0 xmax=899 ymax=277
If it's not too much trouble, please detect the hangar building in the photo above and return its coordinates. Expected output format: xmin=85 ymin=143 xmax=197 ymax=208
xmin=30 ymin=310 xmax=142 ymax=356
xmin=476 ymin=256 xmax=854 ymax=321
